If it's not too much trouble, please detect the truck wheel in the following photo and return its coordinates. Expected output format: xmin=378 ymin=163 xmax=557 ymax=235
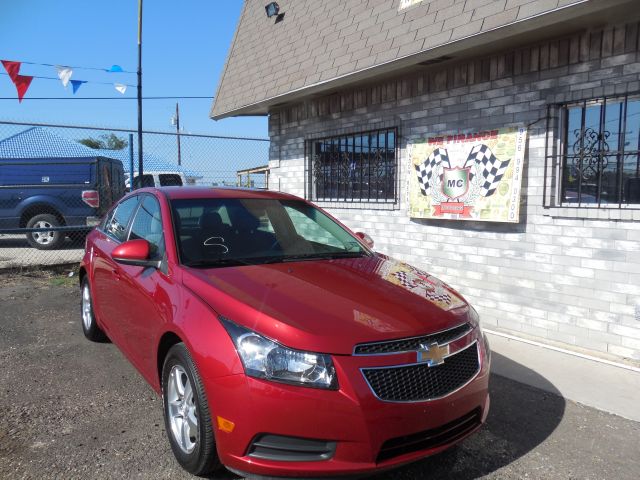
xmin=26 ymin=214 xmax=65 ymax=250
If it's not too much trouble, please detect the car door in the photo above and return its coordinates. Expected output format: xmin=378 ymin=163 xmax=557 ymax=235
xmin=90 ymin=195 xmax=140 ymax=345
xmin=114 ymin=194 xmax=175 ymax=381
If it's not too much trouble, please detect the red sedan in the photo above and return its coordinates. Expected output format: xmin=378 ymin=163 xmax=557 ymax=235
xmin=79 ymin=187 xmax=490 ymax=478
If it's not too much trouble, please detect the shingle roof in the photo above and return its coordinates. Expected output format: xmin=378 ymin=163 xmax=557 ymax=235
xmin=0 ymin=127 xmax=99 ymax=158
xmin=0 ymin=127 xmax=201 ymax=179
xmin=211 ymin=0 xmax=612 ymax=119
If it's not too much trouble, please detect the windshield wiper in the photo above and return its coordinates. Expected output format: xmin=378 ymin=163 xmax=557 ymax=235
xmin=183 ymin=258 xmax=250 ymax=268
xmin=281 ymin=251 xmax=368 ymax=262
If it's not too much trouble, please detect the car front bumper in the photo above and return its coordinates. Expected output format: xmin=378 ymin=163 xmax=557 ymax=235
xmin=206 ymin=331 xmax=490 ymax=478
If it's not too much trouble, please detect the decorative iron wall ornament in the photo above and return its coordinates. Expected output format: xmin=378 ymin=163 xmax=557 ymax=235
xmin=571 ymin=127 xmax=610 ymax=181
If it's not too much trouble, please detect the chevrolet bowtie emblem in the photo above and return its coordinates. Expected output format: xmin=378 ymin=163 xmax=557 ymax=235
xmin=417 ymin=342 xmax=450 ymax=366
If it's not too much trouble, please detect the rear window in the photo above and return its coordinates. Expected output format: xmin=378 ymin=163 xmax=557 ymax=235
xmin=133 ymin=174 xmax=154 ymax=188
xmin=159 ymin=174 xmax=183 ymax=186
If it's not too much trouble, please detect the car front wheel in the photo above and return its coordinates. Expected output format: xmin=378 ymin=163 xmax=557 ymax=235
xmin=162 ymin=343 xmax=220 ymax=476
xmin=80 ymin=276 xmax=107 ymax=342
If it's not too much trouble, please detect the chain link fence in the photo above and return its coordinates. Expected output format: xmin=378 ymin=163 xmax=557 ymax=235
xmin=0 ymin=120 xmax=269 ymax=270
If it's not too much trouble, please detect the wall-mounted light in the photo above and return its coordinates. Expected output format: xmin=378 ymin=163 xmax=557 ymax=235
xmin=265 ymin=2 xmax=279 ymax=18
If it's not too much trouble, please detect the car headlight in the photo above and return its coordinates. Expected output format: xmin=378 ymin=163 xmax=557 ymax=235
xmin=220 ymin=317 xmax=338 ymax=390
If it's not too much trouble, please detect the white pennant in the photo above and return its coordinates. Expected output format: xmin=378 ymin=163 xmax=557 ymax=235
xmin=56 ymin=66 xmax=73 ymax=88
xmin=114 ymin=83 xmax=127 ymax=94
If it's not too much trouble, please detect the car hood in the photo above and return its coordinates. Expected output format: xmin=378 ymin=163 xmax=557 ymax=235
xmin=182 ymin=254 xmax=470 ymax=355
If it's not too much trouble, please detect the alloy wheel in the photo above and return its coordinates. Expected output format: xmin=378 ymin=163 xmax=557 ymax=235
xmin=167 ymin=365 xmax=199 ymax=454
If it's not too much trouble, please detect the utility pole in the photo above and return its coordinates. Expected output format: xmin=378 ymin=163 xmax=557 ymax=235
xmin=137 ymin=0 xmax=144 ymax=179
xmin=175 ymin=103 xmax=182 ymax=166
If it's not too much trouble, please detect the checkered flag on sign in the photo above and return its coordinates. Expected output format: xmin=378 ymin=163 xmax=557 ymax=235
xmin=415 ymin=148 xmax=449 ymax=196
xmin=465 ymin=144 xmax=510 ymax=197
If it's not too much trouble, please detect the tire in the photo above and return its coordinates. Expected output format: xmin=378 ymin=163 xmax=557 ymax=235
xmin=80 ymin=276 xmax=108 ymax=342
xmin=25 ymin=213 xmax=65 ymax=250
xmin=162 ymin=343 xmax=220 ymax=476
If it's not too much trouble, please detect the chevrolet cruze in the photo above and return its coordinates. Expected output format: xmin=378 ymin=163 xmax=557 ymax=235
xmin=79 ymin=187 xmax=490 ymax=478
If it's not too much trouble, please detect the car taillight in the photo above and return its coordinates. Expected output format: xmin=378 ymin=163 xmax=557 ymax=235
xmin=82 ymin=190 xmax=100 ymax=208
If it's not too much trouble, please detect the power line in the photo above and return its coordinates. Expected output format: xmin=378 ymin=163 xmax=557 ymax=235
xmin=0 ymin=96 xmax=214 ymax=100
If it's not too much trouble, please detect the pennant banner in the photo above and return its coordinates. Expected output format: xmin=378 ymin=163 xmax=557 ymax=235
xmin=13 ymin=75 xmax=34 ymax=102
xmin=70 ymin=79 xmax=86 ymax=94
xmin=56 ymin=66 xmax=73 ymax=87
xmin=108 ymin=65 xmax=123 ymax=72
xmin=2 ymin=60 xmax=21 ymax=81
xmin=114 ymin=83 xmax=127 ymax=94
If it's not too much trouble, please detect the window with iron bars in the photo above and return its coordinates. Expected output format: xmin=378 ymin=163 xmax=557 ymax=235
xmin=546 ymin=94 xmax=640 ymax=208
xmin=306 ymin=128 xmax=397 ymax=203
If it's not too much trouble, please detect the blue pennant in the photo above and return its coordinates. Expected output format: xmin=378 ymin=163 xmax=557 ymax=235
xmin=108 ymin=65 xmax=123 ymax=72
xmin=70 ymin=80 xmax=86 ymax=94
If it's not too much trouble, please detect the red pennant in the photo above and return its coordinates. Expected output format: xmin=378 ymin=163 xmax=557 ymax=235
xmin=2 ymin=60 xmax=21 ymax=81
xmin=13 ymin=75 xmax=33 ymax=102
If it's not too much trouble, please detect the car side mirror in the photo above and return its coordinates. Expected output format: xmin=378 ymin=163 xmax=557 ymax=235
xmin=111 ymin=239 xmax=161 ymax=269
xmin=355 ymin=231 xmax=374 ymax=249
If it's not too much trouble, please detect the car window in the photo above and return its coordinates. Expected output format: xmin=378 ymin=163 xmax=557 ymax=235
xmin=129 ymin=195 xmax=165 ymax=259
xmin=133 ymin=174 xmax=154 ymax=188
xmin=159 ymin=174 xmax=183 ymax=186
xmin=171 ymin=198 xmax=368 ymax=267
xmin=105 ymin=196 xmax=139 ymax=242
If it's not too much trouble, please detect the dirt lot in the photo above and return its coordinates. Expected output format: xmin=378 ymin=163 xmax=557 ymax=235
xmin=1 ymin=271 xmax=639 ymax=480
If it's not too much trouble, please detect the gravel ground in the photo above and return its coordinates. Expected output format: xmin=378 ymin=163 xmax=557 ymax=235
xmin=1 ymin=272 xmax=639 ymax=480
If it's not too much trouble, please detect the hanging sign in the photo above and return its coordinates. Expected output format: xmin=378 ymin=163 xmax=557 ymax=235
xmin=409 ymin=127 xmax=527 ymax=223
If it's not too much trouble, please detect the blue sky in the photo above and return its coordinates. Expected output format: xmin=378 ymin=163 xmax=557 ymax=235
xmin=0 ymin=0 xmax=267 ymax=138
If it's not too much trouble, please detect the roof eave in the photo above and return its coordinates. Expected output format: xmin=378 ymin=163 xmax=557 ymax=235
xmin=210 ymin=0 xmax=626 ymax=120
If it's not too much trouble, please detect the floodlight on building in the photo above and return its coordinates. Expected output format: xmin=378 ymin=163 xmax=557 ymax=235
xmin=265 ymin=2 xmax=279 ymax=18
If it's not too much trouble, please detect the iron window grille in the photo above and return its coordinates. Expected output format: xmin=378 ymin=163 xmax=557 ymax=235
xmin=305 ymin=128 xmax=398 ymax=203
xmin=544 ymin=93 xmax=640 ymax=209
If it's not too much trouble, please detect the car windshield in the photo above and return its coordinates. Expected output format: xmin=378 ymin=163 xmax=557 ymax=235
xmin=171 ymin=197 xmax=370 ymax=267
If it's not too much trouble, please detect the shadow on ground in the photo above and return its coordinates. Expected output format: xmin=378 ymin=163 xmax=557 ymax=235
xmin=367 ymin=353 xmax=566 ymax=479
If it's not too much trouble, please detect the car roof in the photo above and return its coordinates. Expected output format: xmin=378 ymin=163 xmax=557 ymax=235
xmin=135 ymin=186 xmax=303 ymax=201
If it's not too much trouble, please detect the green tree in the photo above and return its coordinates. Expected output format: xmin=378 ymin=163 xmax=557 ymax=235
xmin=78 ymin=133 xmax=128 ymax=150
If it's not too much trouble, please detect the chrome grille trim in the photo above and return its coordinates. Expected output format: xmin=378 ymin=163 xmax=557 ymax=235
xmin=353 ymin=322 xmax=472 ymax=356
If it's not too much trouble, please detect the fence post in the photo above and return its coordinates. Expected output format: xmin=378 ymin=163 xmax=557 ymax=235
xmin=129 ymin=134 xmax=134 ymax=190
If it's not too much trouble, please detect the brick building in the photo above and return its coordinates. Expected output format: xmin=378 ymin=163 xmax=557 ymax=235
xmin=212 ymin=0 xmax=640 ymax=361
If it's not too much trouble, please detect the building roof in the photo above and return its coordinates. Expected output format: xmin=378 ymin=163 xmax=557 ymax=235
xmin=0 ymin=127 xmax=201 ymax=179
xmin=0 ymin=126 xmax=99 ymax=158
xmin=211 ymin=0 xmax=632 ymax=119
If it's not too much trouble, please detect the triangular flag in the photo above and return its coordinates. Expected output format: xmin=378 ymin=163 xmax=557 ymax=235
xmin=2 ymin=60 xmax=21 ymax=81
xmin=70 ymin=79 xmax=86 ymax=94
xmin=13 ymin=75 xmax=33 ymax=102
xmin=56 ymin=66 xmax=73 ymax=88
xmin=108 ymin=65 xmax=123 ymax=72
xmin=114 ymin=83 xmax=127 ymax=94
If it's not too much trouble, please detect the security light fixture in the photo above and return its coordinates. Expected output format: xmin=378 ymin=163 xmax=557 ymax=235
xmin=265 ymin=2 xmax=279 ymax=18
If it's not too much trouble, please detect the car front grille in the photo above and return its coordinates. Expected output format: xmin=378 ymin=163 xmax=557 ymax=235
xmin=362 ymin=342 xmax=480 ymax=402
xmin=353 ymin=323 xmax=472 ymax=355
xmin=376 ymin=408 xmax=482 ymax=462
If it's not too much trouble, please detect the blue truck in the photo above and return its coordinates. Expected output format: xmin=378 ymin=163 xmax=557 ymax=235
xmin=0 ymin=155 xmax=125 ymax=249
